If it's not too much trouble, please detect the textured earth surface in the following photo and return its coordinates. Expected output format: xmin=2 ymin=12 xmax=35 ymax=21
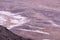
xmin=0 ymin=0 xmax=60 ymax=40
xmin=0 ymin=25 xmax=32 ymax=40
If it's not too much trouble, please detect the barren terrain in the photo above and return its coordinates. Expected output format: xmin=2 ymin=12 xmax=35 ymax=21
xmin=0 ymin=0 xmax=60 ymax=40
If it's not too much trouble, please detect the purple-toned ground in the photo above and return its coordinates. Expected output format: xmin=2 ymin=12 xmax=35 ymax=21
xmin=0 ymin=0 xmax=60 ymax=40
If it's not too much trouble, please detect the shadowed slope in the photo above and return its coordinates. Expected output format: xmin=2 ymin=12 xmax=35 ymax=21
xmin=0 ymin=25 xmax=32 ymax=40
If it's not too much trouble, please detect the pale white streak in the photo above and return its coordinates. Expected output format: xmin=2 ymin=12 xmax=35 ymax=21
xmin=8 ymin=18 xmax=30 ymax=29
xmin=29 ymin=25 xmax=45 ymax=29
xmin=43 ymin=39 xmax=50 ymax=40
xmin=38 ymin=20 xmax=60 ymax=27
xmin=0 ymin=11 xmax=15 ymax=16
xmin=0 ymin=16 xmax=7 ymax=25
xmin=33 ymin=27 xmax=45 ymax=29
xmin=10 ymin=19 xmax=19 ymax=23
xmin=12 ymin=15 xmax=25 ymax=19
xmin=43 ymin=20 xmax=60 ymax=27
xmin=9 ymin=15 xmax=29 ymax=29
xmin=48 ymin=20 xmax=60 ymax=27
xmin=38 ymin=5 xmax=60 ymax=12
xmin=0 ymin=11 xmax=29 ymax=29
xmin=18 ymin=29 xmax=50 ymax=35
xmin=7 ymin=25 xmax=20 ymax=29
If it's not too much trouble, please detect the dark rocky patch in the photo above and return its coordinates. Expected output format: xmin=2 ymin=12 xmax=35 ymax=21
xmin=0 ymin=25 xmax=32 ymax=40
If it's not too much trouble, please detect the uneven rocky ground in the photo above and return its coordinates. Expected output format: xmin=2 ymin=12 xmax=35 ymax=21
xmin=0 ymin=25 xmax=32 ymax=40
xmin=0 ymin=0 xmax=60 ymax=40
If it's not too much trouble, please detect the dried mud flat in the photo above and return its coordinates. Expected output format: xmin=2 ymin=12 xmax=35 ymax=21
xmin=0 ymin=0 xmax=60 ymax=40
